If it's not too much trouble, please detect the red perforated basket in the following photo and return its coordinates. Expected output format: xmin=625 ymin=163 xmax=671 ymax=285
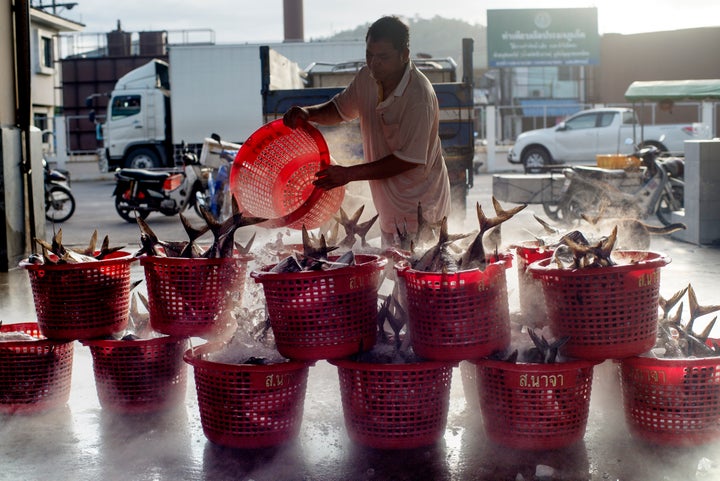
xmin=21 ymin=251 xmax=135 ymax=340
xmin=474 ymin=359 xmax=598 ymax=450
xmin=528 ymin=251 xmax=670 ymax=360
xmin=395 ymin=254 xmax=512 ymax=361
xmin=184 ymin=343 xmax=311 ymax=449
xmin=515 ymin=241 xmax=553 ymax=324
xmin=251 ymin=254 xmax=387 ymax=360
xmin=140 ymin=254 xmax=251 ymax=339
xmin=331 ymin=358 xmax=455 ymax=449
xmin=0 ymin=322 xmax=74 ymax=414
xmin=620 ymin=348 xmax=720 ymax=446
xmin=82 ymin=336 xmax=189 ymax=414
xmin=230 ymin=119 xmax=345 ymax=230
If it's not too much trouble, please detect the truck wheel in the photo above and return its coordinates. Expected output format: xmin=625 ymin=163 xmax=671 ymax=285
xmin=522 ymin=147 xmax=550 ymax=174
xmin=125 ymin=148 xmax=160 ymax=169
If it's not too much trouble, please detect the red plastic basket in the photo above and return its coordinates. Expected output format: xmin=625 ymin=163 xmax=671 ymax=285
xmin=474 ymin=359 xmax=597 ymax=450
xmin=620 ymin=349 xmax=720 ymax=446
xmin=395 ymin=254 xmax=513 ymax=361
xmin=184 ymin=343 xmax=311 ymax=449
xmin=330 ymin=358 xmax=455 ymax=449
xmin=528 ymin=251 xmax=670 ymax=360
xmin=0 ymin=322 xmax=74 ymax=414
xmin=230 ymin=119 xmax=345 ymax=230
xmin=515 ymin=241 xmax=553 ymax=324
xmin=21 ymin=251 xmax=135 ymax=340
xmin=251 ymin=254 xmax=387 ymax=360
xmin=140 ymin=254 xmax=251 ymax=339
xmin=82 ymin=336 xmax=189 ymax=414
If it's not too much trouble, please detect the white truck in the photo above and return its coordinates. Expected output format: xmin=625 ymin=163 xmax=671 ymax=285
xmin=94 ymin=41 xmax=365 ymax=171
xmin=507 ymin=107 xmax=711 ymax=173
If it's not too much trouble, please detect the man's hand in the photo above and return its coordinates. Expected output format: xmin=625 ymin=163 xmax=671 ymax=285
xmin=313 ymin=165 xmax=350 ymax=190
xmin=283 ymin=106 xmax=309 ymax=129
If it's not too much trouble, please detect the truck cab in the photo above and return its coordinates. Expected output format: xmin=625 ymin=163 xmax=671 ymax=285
xmin=99 ymin=59 xmax=172 ymax=170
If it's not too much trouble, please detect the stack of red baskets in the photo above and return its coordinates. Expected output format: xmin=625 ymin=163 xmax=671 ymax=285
xmin=21 ymin=251 xmax=136 ymax=339
xmin=619 ymin=341 xmax=720 ymax=446
xmin=528 ymin=250 xmax=671 ymax=360
xmin=184 ymin=342 xmax=311 ymax=449
xmin=0 ymin=322 xmax=74 ymax=415
xmin=251 ymin=254 xmax=387 ymax=360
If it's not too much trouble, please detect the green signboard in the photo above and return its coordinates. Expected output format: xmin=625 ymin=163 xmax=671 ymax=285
xmin=487 ymin=8 xmax=599 ymax=67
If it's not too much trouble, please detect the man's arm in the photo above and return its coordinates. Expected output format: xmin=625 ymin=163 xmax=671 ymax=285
xmin=284 ymin=101 xmax=343 ymax=128
xmin=313 ymin=154 xmax=418 ymax=190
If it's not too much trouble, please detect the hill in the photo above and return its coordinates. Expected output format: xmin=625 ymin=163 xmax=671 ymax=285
xmin=311 ymin=15 xmax=488 ymax=71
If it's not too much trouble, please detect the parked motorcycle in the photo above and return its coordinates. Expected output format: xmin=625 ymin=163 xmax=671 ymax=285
xmin=113 ymin=143 xmax=212 ymax=223
xmin=44 ymin=158 xmax=76 ymax=223
xmin=543 ymin=144 xmax=684 ymax=226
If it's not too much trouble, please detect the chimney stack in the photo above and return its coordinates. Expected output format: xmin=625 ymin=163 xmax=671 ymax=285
xmin=283 ymin=0 xmax=304 ymax=42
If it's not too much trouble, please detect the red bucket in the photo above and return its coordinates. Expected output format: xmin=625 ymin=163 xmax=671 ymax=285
xmin=230 ymin=119 xmax=345 ymax=230
xmin=21 ymin=251 xmax=135 ymax=340
xmin=620 ymin=349 xmax=720 ymax=446
xmin=514 ymin=241 xmax=553 ymax=324
xmin=528 ymin=251 xmax=670 ymax=360
xmin=184 ymin=343 xmax=311 ymax=449
xmin=331 ymin=358 xmax=455 ymax=449
xmin=395 ymin=254 xmax=512 ymax=361
xmin=474 ymin=359 xmax=598 ymax=450
xmin=140 ymin=254 xmax=251 ymax=339
xmin=0 ymin=322 xmax=74 ymax=414
xmin=251 ymin=254 xmax=387 ymax=360
xmin=82 ymin=336 xmax=189 ymax=414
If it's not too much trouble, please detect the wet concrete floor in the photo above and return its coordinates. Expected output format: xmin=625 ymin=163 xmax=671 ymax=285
xmin=2 ymin=174 xmax=720 ymax=480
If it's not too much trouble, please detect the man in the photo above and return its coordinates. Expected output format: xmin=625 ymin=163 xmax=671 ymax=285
xmin=283 ymin=15 xmax=450 ymax=246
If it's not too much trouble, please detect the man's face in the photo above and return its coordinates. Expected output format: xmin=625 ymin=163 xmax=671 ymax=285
xmin=365 ymin=39 xmax=408 ymax=85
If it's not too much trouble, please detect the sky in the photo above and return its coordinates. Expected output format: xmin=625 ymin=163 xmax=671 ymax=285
xmin=54 ymin=0 xmax=720 ymax=44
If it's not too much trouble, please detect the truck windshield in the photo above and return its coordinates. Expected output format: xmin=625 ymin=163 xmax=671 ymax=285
xmin=111 ymin=95 xmax=141 ymax=119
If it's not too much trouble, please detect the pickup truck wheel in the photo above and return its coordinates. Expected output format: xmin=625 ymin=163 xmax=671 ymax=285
xmin=522 ymin=147 xmax=550 ymax=174
xmin=125 ymin=148 xmax=160 ymax=169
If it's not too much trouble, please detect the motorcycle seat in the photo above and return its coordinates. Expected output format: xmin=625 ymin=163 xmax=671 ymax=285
xmin=572 ymin=165 xmax=628 ymax=179
xmin=115 ymin=168 xmax=179 ymax=181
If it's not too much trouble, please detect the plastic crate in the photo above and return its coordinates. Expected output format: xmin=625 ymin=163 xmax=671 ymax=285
xmin=184 ymin=343 xmax=310 ymax=449
xmin=395 ymin=254 xmax=512 ymax=361
xmin=620 ymin=351 xmax=720 ymax=446
xmin=474 ymin=359 xmax=597 ymax=450
xmin=82 ymin=336 xmax=189 ymax=414
xmin=140 ymin=254 xmax=251 ymax=339
xmin=229 ymin=119 xmax=345 ymax=230
xmin=0 ymin=322 xmax=74 ymax=414
xmin=331 ymin=358 xmax=455 ymax=449
xmin=528 ymin=251 xmax=670 ymax=360
xmin=20 ymin=251 xmax=135 ymax=340
xmin=251 ymin=254 xmax=387 ymax=360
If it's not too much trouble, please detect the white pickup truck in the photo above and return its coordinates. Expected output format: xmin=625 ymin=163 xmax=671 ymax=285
xmin=507 ymin=107 xmax=710 ymax=172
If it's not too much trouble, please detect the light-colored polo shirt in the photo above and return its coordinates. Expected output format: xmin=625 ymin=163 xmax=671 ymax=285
xmin=331 ymin=61 xmax=451 ymax=235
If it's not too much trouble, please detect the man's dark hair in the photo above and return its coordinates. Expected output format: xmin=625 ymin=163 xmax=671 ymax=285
xmin=366 ymin=16 xmax=409 ymax=52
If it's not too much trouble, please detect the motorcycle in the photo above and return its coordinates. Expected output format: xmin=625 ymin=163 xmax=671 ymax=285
xmin=113 ymin=144 xmax=212 ymax=223
xmin=543 ymin=144 xmax=684 ymax=226
xmin=44 ymin=158 xmax=76 ymax=223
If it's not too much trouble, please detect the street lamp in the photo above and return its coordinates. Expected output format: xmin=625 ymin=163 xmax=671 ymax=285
xmin=33 ymin=1 xmax=79 ymax=15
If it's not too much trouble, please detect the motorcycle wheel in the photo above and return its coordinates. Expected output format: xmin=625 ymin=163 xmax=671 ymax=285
xmin=542 ymin=201 xmax=561 ymax=221
xmin=557 ymin=188 xmax=603 ymax=224
xmin=656 ymin=185 xmax=684 ymax=226
xmin=114 ymin=195 xmax=150 ymax=223
xmin=45 ymin=184 xmax=76 ymax=223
